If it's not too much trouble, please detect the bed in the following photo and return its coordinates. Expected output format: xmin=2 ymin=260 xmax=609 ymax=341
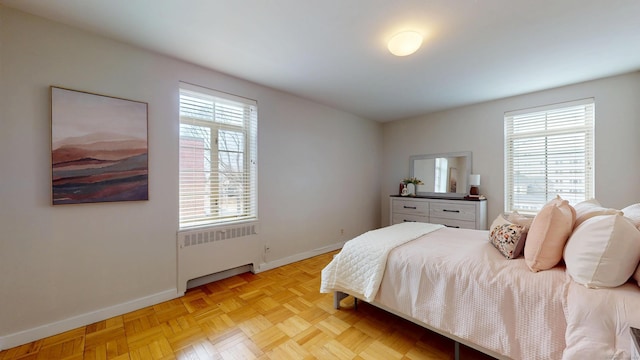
xmin=320 ymin=221 xmax=640 ymax=360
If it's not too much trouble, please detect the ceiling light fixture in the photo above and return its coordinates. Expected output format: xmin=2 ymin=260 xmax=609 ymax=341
xmin=387 ymin=31 xmax=423 ymax=57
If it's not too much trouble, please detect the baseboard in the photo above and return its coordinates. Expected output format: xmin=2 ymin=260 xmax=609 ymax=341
xmin=0 ymin=288 xmax=177 ymax=351
xmin=255 ymin=241 xmax=344 ymax=273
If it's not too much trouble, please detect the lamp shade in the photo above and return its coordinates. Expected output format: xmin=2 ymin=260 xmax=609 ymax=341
xmin=387 ymin=31 xmax=423 ymax=56
xmin=469 ymin=174 xmax=481 ymax=186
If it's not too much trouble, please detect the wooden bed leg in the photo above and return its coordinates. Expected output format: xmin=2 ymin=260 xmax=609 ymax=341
xmin=454 ymin=341 xmax=460 ymax=360
xmin=354 ymin=297 xmax=358 ymax=310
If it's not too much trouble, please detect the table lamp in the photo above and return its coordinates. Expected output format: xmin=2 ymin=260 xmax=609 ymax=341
xmin=469 ymin=174 xmax=481 ymax=195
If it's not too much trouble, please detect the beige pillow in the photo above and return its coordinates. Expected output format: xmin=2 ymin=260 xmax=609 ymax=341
xmin=622 ymin=203 xmax=640 ymax=230
xmin=524 ymin=196 xmax=576 ymax=272
xmin=564 ymin=214 xmax=640 ymax=288
xmin=507 ymin=210 xmax=533 ymax=230
xmin=490 ymin=213 xmax=511 ymax=232
xmin=573 ymin=199 xmax=622 ymax=229
xmin=635 ymin=264 xmax=640 ymax=287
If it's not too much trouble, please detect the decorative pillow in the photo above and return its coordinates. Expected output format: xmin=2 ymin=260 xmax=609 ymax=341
xmin=622 ymin=203 xmax=640 ymax=230
xmin=564 ymin=214 xmax=640 ymax=288
xmin=573 ymin=199 xmax=622 ymax=229
xmin=489 ymin=213 xmax=511 ymax=232
xmin=524 ymin=196 xmax=576 ymax=272
xmin=507 ymin=210 xmax=533 ymax=230
xmin=490 ymin=224 xmax=527 ymax=259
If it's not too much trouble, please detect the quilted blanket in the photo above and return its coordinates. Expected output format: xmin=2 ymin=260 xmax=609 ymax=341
xmin=320 ymin=222 xmax=444 ymax=302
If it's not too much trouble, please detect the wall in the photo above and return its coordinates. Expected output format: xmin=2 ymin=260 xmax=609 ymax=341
xmin=0 ymin=6 xmax=382 ymax=349
xmin=382 ymin=72 xmax=640 ymax=226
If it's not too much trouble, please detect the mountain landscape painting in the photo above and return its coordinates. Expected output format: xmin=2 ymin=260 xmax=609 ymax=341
xmin=51 ymin=87 xmax=148 ymax=205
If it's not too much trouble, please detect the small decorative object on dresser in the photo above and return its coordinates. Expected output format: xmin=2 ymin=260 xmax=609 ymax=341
xmin=390 ymin=196 xmax=487 ymax=230
xmin=402 ymin=176 xmax=423 ymax=197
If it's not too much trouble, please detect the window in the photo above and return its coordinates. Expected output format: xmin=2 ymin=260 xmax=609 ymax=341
xmin=179 ymin=82 xmax=257 ymax=229
xmin=504 ymin=98 xmax=594 ymax=214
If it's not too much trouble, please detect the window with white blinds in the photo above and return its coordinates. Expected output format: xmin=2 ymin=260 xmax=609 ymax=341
xmin=504 ymin=98 xmax=594 ymax=214
xmin=179 ymin=82 xmax=258 ymax=229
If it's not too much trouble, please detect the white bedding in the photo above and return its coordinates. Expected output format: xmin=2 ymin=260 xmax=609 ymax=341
xmin=563 ymin=281 xmax=640 ymax=360
xmin=319 ymin=222 xmax=443 ymax=301
xmin=376 ymin=227 xmax=568 ymax=360
xmin=321 ymin=224 xmax=640 ymax=359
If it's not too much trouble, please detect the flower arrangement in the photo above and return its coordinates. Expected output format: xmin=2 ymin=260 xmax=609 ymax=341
xmin=402 ymin=177 xmax=424 ymax=185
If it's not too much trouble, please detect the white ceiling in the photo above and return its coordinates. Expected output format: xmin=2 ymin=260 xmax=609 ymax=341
xmin=3 ymin=0 xmax=640 ymax=122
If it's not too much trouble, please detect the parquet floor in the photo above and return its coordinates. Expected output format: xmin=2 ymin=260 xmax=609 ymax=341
xmin=0 ymin=251 xmax=495 ymax=360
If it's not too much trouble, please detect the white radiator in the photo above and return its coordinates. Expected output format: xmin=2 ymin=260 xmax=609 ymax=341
xmin=177 ymin=222 xmax=260 ymax=295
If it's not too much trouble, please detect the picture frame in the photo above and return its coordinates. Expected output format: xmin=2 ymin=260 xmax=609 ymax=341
xmin=51 ymin=86 xmax=148 ymax=205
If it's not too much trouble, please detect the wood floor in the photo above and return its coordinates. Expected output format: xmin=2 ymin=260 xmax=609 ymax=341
xmin=0 ymin=251 xmax=496 ymax=360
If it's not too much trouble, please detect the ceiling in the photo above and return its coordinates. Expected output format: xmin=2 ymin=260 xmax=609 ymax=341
xmin=3 ymin=0 xmax=640 ymax=122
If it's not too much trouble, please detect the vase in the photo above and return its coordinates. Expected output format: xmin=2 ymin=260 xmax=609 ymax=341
xmin=406 ymin=183 xmax=416 ymax=196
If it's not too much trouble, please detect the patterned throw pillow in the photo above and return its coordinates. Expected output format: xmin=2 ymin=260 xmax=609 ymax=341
xmin=490 ymin=223 xmax=527 ymax=259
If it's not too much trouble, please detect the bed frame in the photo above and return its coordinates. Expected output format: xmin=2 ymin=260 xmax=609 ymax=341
xmin=333 ymin=291 xmax=508 ymax=360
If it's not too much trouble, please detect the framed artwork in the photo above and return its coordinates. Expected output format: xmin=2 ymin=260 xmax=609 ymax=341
xmin=51 ymin=87 xmax=148 ymax=205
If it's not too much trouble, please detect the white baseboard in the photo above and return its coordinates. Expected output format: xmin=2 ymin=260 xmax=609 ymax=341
xmin=0 ymin=289 xmax=177 ymax=351
xmin=255 ymin=241 xmax=344 ymax=273
xmin=0 ymin=244 xmax=345 ymax=351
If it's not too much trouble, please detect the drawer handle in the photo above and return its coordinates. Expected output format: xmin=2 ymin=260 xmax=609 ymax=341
xmin=403 ymin=219 xmax=416 ymax=222
xmin=445 ymin=225 xmax=460 ymax=228
xmin=442 ymin=209 xmax=460 ymax=213
xmin=403 ymin=206 xmax=417 ymax=209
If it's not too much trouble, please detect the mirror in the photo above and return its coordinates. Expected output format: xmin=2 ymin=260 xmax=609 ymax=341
xmin=409 ymin=151 xmax=472 ymax=198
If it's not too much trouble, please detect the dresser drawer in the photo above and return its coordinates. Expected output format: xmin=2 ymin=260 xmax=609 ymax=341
xmin=429 ymin=202 xmax=476 ymax=221
xmin=429 ymin=217 xmax=476 ymax=229
xmin=392 ymin=214 xmax=429 ymax=225
xmin=392 ymin=199 xmax=429 ymax=215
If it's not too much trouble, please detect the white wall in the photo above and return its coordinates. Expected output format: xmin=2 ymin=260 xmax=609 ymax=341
xmin=0 ymin=6 xmax=381 ymax=348
xmin=382 ymin=72 xmax=640 ymax=226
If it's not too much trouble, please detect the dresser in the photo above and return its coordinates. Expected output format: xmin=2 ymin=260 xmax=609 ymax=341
xmin=390 ymin=196 xmax=487 ymax=230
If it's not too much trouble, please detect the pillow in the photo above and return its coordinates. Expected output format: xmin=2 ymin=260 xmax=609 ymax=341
xmin=635 ymin=264 xmax=640 ymax=287
xmin=564 ymin=214 xmax=640 ymax=288
xmin=573 ymin=199 xmax=622 ymax=229
xmin=622 ymin=203 xmax=640 ymax=230
xmin=507 ymin=210 xmax=533 ymax=230
xmin=490 ymin=224 xmax=527 ymax=259
xmin=524 ymin=196 xmax=576 ymax=272
xmin=489 ymin=213 xmax=511 ymax=232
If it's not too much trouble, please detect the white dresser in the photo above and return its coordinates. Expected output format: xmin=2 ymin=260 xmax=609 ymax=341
xmin=390 ymin=196 xmax=487 ymax=230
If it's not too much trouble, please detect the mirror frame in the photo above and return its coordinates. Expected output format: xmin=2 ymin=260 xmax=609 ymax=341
xmin=409 ymin=151 xmax=472 ymax=198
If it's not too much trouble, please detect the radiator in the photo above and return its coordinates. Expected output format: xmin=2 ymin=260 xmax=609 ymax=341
xmin=177 ymin=222 xmax=260 ymax=295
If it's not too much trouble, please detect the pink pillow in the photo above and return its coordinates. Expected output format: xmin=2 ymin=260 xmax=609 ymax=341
xmin=622 ymin=203 xmax=640 ymax=231
xmin=524 ymin=197 xmax=576 ymax=272
xmin=573 ymin=199 xmax=622 ymax=229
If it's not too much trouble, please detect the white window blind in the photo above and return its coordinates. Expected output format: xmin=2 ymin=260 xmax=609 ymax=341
xmin=504 ymin=98 xmax=594 ymax=214
xmin=179 ymin=82 xmax=258 ymax=229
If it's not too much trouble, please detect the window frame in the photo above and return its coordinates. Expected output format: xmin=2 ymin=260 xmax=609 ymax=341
xmin=178 ymin=82 xmax=258 ymax=230
xmin=504 ymin=98 xmax=595 ymax=214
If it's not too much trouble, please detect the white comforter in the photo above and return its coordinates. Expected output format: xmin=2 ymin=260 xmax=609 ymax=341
xmin=319 ymin=222 xmax=443 ymax=302
xmin=321 ymin=224 xmax=640 ymax=360
xmin=376 ymin=227 xmax=568 ymax=359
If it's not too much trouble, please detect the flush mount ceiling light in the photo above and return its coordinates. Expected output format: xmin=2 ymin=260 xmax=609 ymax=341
xmin=387 ymin=31 xmax=423 ymax=56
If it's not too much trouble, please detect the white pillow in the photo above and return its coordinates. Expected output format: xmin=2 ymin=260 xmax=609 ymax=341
xmin=507 ymin=210 xmax=533 ymax=230
xmin=622 ymin=203 xmax=640 ymax=230
xmin=490 ymin=213 xmax=510 ymax=232
xmin=564 ymin=214 xmax=640 ymax=288
xmin=573 ymin=199 xmax=622 ymax=229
